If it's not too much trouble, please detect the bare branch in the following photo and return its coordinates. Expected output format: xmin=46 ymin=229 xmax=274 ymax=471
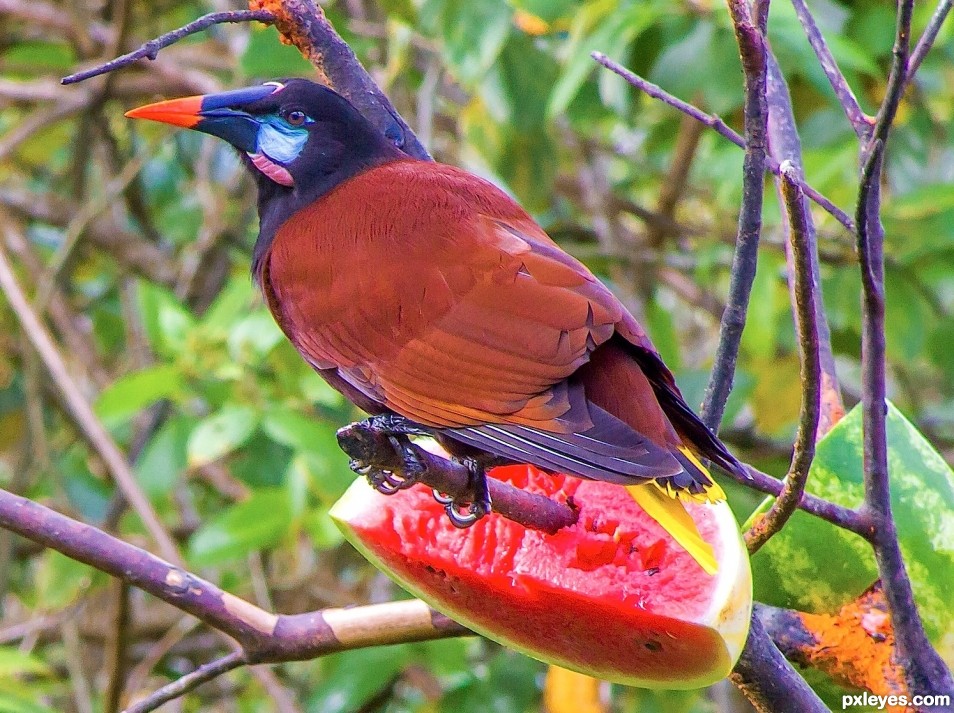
xmin=0 ymin=486 xmax=470 ymax=664
xmin=700 ymin=1 xmax=768 ymax=431
xmin=60 ymin=10 xmax=276 ymax=85
xmin=906 ymin=0 xmax=954 ymax=83
xmin=756 ymin=586 xmax=911 ymax=702
xmin=591 ymin=52 xmax=855 ymax=234
xmin=764 ymin=51 xmax=845 ymax=436
xmin=124 ymin=652 xmax=247 ymax=713
xmin=745 ymin=164 xmax=821 ymax=554
xmin=856 ymin=0 xmax=954 ymax=695
xmin=789 ymin=0 xmax=870 ymax=137
xmin=729 ymin=617 xmax=828 ymax=713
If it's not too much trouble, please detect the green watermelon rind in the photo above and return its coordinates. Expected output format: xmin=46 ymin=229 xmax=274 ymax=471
xmin=749 ymin=401 xmax=954 ymax=663
xmin=331 ymin=476 xmax=752 ymax=689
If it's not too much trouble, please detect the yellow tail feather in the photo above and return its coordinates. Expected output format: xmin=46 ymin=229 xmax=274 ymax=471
xmin=626 ymin=484 xmax=718 ymax=575
xmin=677 ymin=446 xmax=726 ymax=503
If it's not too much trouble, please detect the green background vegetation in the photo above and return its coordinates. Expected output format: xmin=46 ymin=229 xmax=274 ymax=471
xmin=1 ymin=0 xmax=953 ymax=710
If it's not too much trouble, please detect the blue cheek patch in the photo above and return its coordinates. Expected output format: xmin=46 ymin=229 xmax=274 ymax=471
xmin=257 ymin=119 xmax=309 ymax=164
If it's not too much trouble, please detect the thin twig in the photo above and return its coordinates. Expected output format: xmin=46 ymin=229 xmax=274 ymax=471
xmin=590 ymin=52 xmax=856 ymax=233
xmin=906 ymin=0 xmax=954 ymax=83
xmin=61 ymin=619 xmax=95 ymax=713
xmin=700 ymin=3 xmax=768 ymax=431
xmin=857 ymin=0 xmax=954 ymax=695
xmin=764 ymin=51 xmax=845 ymax=436
xmin=789 ymin=0 xmax=870 ymax=137
xmin=104 ymin=581 xmax=132 ymax=713
xmin=61 ymin=10 xmax=276 ymax=85
xmin=0 ymin=233 xmax=181 ymax=564
xmin=744 ymin=467 xmax=870 ymax=537
xmin=745 ymin=164 xmax=821 ymax=554
xmin=124 ymin=652 xmax=247 ymax=713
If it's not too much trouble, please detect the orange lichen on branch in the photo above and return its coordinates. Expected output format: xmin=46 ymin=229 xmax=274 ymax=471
xmin=795 ymin=585 xmax=911 ymax=712
xmin=818 ymin=371 xmax=846 ymax=439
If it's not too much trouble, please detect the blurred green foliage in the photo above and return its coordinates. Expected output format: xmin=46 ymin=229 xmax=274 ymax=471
xmin=1 ymin=0 xmax=953 ymax=710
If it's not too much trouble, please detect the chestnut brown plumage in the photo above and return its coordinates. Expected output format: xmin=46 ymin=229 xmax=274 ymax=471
xmin=127 ymin=79 xmax=746 ymax=572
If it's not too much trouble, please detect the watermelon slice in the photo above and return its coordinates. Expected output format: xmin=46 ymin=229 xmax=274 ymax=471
xmin=331 ymin=463 xmax=752 ymax=688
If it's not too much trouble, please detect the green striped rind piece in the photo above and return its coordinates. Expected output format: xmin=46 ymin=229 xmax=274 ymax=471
xmin=749 ymin=401 xmax=954 ymax=662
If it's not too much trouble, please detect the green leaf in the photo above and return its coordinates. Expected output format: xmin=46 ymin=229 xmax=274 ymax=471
xmin=0 ymin=687 xmax=57 ymax=713
xmin=426 ymin=0 xmax=512 ymax=83
xmin=95 ymin=364 xmax=184 ymax=424
xmin=547 ymin=1 xmax=658 ymax=118
xmin=0 ymin=649 xmax=51 ymax=679
xmin=306 ymin=645 xmax=412 ymax=713
xmin=188 ymin=488 xmax=293 ymax=565
xmin=135 ymin=416 xmax=190 ymax=498
xmin=262 ymin=407 xmax=332 ymax=453
xmin=750 ymin=402 xmax=954 ymax=652
xmin=136 ymin=281 xmax=196 ymax=356
xmin=240 ymin=26 xmax=314 ymax=78
xmin=227 ymin=310 xmax=284 ymax=364
xmin=33 ymin=551 xmax=95 ymax=611
xmin=187 ymin=406 xmax=259 ymax=468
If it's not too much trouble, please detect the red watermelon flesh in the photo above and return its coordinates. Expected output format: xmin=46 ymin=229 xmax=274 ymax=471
xmin=331 ymin=463 xmax=752 ymax=688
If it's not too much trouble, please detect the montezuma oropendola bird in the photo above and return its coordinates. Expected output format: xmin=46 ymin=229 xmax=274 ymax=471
xmin=127 ymin=79 xmax=747 ymax=573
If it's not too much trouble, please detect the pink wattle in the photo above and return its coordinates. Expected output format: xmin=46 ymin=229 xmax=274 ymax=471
xmin=248 ymin=153 xmax=295 ymax=187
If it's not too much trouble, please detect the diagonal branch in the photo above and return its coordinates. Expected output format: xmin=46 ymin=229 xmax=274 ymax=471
xmin=125 ymin=652 xmax=247 ymax=713
xmin=744 ymin=163 xmax=821 ymax=554
xmin=906 ymin=0 xmax=954 ymax=84
xmin=60 ymin=10 xmax=277 ymax=85
xmin=590 ymin=52 xmax=855 ymax=234
xmin=789 ymin=0 xmax=870 ymax=137
xmin=0 ymin=487 xmax=470 ymax=666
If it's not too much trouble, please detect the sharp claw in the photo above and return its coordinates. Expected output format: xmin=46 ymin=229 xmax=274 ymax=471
xmin=444 ymin=502 xmax=480 ymax=528
xmin=349 ymin=459 xmax=373 ymax=476
xmin=432 ymin=490 xmax=454 ymax=505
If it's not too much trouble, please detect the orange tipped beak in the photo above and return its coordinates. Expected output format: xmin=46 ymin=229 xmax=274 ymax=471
xmin=125 ymin=95 xmax=204 ymax=128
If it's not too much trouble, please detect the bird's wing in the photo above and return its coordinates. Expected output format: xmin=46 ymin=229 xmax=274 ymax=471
xmin=263 ymin=187 xmax=681 ymax=482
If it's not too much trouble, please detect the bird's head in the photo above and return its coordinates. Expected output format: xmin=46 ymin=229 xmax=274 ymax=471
xmin=126 ymin=79 xmax=401 ymax=194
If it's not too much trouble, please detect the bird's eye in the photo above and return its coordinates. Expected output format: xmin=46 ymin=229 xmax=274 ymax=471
xmin=286 ymin=110 xmax=307 ymax=126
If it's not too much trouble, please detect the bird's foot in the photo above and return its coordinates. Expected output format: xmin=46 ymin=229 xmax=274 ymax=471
xmin=432 ymin=457 xmax=492 ymax=528
xmin=340 ymin=415 xmax=430 ymax=496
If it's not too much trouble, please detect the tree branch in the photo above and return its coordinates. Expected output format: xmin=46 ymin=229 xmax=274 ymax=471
xmin=856 ymin=0 xmax=954 ymax=695
xmin=906 ymin=0 xmax=954 ymax=84
xmin=789 ymin=0 xmax=870 ymax=137
xmin=763 ymin=50 xmax=845 ymax=436
xmin=700 ymin=0 xmax=768 ymax=431
xmin=0 ymin=487 xmax=470 ymax=669
xmin=590 ymin=52 xmax=856 ymax=233
xmin=125 ymin=652 xmax=247 ymax=713
xmin=744 ymin=163 xmax=820 ymax=554
xmin=60 ymin=10 xmax=277 ymax=85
